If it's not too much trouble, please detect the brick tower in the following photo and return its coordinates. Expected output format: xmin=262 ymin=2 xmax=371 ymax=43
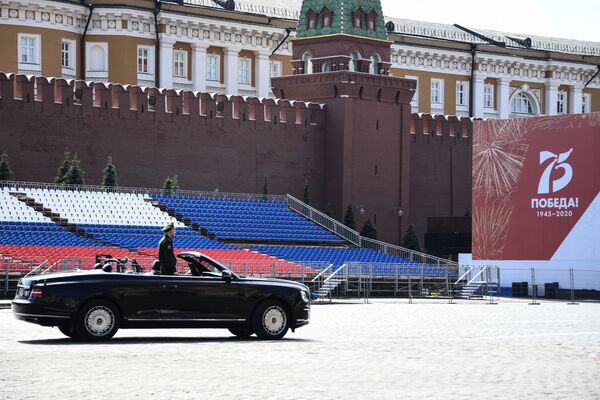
xmin=272 ymin=0 xmax=416 ymax=244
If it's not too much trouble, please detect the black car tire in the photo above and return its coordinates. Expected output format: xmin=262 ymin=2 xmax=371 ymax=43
xmin=76 ymin=300 xmax=120 ymax=341
xmin=228 ymin=326 xmax=254 ymax=339
xmin=58 ymin=325 xmax=80 ymax=339
xmin=252 ymin=300 xmax=289 ymax=340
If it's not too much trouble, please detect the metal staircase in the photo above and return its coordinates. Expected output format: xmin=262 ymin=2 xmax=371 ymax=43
xmin=454 ymin=266 xmax=500 ymax=300
xmin=311 ymin=264 xmax=346 ymax=300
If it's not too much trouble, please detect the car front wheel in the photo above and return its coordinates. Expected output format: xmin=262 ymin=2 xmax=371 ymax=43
xmin=76 ymin=300 xmax=120 ymax=341
xmin=252 ymin=300 xmax=289 ymax=340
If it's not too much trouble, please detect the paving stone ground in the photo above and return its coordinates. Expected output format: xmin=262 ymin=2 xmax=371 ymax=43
xmin=1 ymin=298 xmax=599 ymax=400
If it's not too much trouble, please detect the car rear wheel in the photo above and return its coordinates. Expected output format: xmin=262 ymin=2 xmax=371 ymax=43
xmin=76 ymin=300 xmax=120 ymax=341
xmin=58 ymin=325 xmax=80 ymax=339
xmin=252 ymin=300 xmax=289 ymax=340
xmin=228 ymin=326 xmax=254 ymax=339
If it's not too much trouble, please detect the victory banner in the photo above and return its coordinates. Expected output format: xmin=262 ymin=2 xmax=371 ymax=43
xmin=472 ymin=113 xmax=600 ymax=261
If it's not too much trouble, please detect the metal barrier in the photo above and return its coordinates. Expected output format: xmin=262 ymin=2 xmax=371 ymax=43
xmin=286 ymin=194 xmax=457 ymax=268
xmin=0 ymin=180 xmax=286 ymax=201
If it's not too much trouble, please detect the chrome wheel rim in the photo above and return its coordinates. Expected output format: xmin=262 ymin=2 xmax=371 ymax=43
xmin=85 ymin=306 xmax=114 ymax=337
xmin=262 ymin=306 xmax=286 ymax=336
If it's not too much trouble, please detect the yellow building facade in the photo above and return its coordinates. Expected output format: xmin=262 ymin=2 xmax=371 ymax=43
xmin=1 ymin=0 xmax=598 ymax=117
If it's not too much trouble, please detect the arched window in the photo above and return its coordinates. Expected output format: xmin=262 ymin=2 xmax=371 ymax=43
xmin=369 ymin=54 xmax=381 ymax=74
xmin=89 ymin=44 xmax=106 ymax=71
xmin=306 ymin=9 xmax=317 ymax=30
xmin=322 ymin=63 xmax=330 ymax=72
xmin=320 ymin=7 xmax=332 ymax=28
xmin=511 ymin=92 xmax=534 ymax=115
xmin=302 ymin=52 xmax=313 ymax=74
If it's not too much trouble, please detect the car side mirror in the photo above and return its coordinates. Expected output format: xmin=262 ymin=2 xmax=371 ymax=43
xmin=222 ymin=270 xmax=233 ymax=283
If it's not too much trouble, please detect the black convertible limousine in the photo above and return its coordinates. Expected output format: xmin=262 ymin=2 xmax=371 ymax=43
xmin=12 ymin=252 xmax=311 ymax=340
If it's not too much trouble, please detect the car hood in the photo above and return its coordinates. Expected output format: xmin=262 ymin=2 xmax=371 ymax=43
xmin=239 ymin=276 xmax=309 ymax=292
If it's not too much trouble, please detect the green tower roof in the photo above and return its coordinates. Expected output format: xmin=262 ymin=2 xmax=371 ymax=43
xmin=297 ymin=0 xmax=388 ymax=41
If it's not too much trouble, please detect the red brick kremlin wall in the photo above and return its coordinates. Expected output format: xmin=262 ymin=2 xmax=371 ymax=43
xmin=0 ymin=72 xmax=472 ymax=248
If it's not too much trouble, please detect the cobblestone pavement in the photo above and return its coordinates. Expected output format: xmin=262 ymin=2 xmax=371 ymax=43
xmin=1 ymin=299 xmax=600 ymax=400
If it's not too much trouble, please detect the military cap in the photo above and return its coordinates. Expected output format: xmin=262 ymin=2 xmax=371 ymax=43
xmin=162 ymin=222 xmax=175 ymax=232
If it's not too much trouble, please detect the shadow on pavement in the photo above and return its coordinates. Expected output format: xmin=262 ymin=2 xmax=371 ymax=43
xmin=19 ymin=336 xmax=319 ymax=345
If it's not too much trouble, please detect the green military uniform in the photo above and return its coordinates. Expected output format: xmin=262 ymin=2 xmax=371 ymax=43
xmin=158 ymin=223 xmax=177 ymax=275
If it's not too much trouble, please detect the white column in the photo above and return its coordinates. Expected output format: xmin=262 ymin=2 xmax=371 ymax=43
xmin=224 ymin=47 xmax=240 ymax=95
xmin=545 ymin=81 xmax=558 ymax=116
xmin=497 ymin=78 xmax=511 ymax=119
xmin=192 ymin=43 xmax=209 ymax=92
xmin=569 ymin=84 xmax=583 ymax=114
xmin=472 ymin=74 xmax=485 ymax=118
xmin=255 ymin=51 xmax=271 ymax=98
xmin=159 ymin=37 xmax=175 ymax=89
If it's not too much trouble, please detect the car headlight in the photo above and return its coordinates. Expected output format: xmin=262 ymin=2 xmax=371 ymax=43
xmin=300 ymin=290 xmax=309 ymax=303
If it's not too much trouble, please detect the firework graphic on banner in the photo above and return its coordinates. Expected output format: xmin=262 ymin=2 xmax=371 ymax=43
xmin=472 ymin=117 xmax=530 ymax=259
xmin=473 ymin=118 xmax=529 ymax=198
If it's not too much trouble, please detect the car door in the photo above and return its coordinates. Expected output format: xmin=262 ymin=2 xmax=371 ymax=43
xmin=114 ymin=274 xmax=165 ymax=321
xmin=158 ymin=275 xmax=242 ymax=321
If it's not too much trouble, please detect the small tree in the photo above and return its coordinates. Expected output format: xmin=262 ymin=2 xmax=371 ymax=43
xmin=360 ymin=219 xmax=377 ymax=240
xmin=162 ymin=175 xmax=179 ymax=195
xmin=101 ymin=156 xmax=118 ymax=187
xmin=401 ymin=224 xmax=421 ymax=252
xmin=64 ymin=154 xmax=85 ymax=185
xmin=55 ymin=152 xmax=72 ymax=184
xmin=343 ymin=203 xmax=356 ymax=231
xmin=324 ymin=202 xmax=334 ymax=219
xmin=0 ymin=153 xmax=15 ymax=181
xmin=303 ymin=182 xmax=310 ymax=205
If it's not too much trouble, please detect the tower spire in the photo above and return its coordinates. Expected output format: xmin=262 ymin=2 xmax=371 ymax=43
xmin=297 ymin=0 xmax=388 ymax=41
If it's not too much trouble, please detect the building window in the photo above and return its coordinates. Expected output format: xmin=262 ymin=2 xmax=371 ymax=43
xmin=456 ymin=81 xmax=468 ymax=107
xmin=322 ymin=63 xmax=330 ymax=72
xmin=557 ymin=91 xmax=567 ymax=114
xmin=354 ymin=17 xmax=361 ymax=28
xmin=582 ymin=93 xmax=591 ymax=113
xmin=173 ymin=50 xmax=187 ymax=78
xmin=368 ymin=20 xmax=374 ymax=30
xmin=207 ymin=54 xmax=220 ymax=81
xmin=511 ymin=92 xmax=534 ymax=115
xmin=61 ymin=41 xmax=71 ymax=68
xmin=323 ymin=16 xmax=330 ymax=27
xmin=431 ymin=78 xmax=443 ymax=105
xmin=18 ymin=34 xmax=41 ymax=71
xmin=406 ymin=75 xmax=419 ymax=110
xmin=270 ymin=61 xmax=281 ymax=78
xmin=239 ymin=57 xmax=251 ymax=84
xmin=138 ymin=47 xmax=149 ymax=73
xmin=309 ymin=19 xmax=316 ymax=29
xmin=484 ymin=84 xmax=494 ymax=108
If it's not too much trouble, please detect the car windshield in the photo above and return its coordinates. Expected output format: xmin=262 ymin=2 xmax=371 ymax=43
xmin=177 ymin=254 xmax=230 ymax=277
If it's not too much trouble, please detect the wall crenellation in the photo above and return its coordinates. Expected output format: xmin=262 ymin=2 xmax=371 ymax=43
xmin=0 ymin=73 xmax=326 ymax=130
xmin=409 ymin=112 xmax=474 ymax=140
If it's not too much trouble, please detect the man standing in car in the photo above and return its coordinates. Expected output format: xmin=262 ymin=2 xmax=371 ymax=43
xmin=158 ymin=222 xmax=177 ymax=275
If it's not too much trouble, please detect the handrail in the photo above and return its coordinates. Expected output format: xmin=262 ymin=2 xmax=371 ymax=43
xmin=22 ymin=260 xmax=49 ymax=278
xmin=40 ymin=259 xmax=64 ymax=275
xmin=311 ymin=264 xmax=333 ymax=282
xmin=0 ymin=180 xmax=286 ymax=201
xmin=466 ymin=266 xmax=488 ymax=286
xmin=286 ymin=194 xmax=458 ymax=268
xmin=322 ymin=264 xmax=346 ymax=284
xmin=454 ymin=266 xmax=473 ymax=284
